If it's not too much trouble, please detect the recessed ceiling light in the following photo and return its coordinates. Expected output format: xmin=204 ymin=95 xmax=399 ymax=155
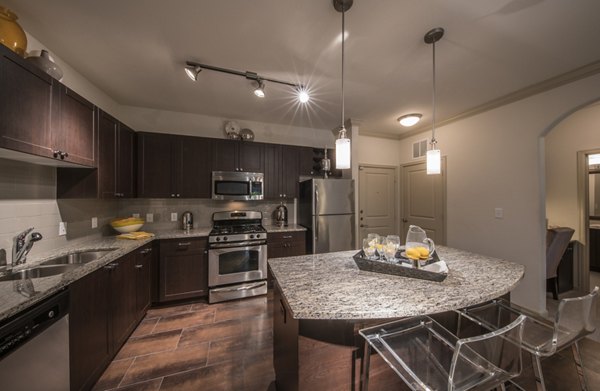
xmin=397 ymin=113 xmax=422 ymax=127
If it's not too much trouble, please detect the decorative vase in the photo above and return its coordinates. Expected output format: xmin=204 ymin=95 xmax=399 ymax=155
xmin=27 ymin=50 xmax=63 ymax=80
xmin=0 ymin=6 xmax=27 ymax=57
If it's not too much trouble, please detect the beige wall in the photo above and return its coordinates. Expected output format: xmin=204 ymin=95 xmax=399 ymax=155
xmin=545 ymin=103 xmax=600 ymax=241
xmin=394 ymin=74 xmax=600 ymax=313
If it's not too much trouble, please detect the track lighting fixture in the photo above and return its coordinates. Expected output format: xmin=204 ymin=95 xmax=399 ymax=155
xmin=184 ymin=61 xmax=309 ymax=103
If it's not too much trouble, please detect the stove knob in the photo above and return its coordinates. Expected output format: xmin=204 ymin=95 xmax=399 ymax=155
xmin=223 ymin=236 xmax=228 ymax=241
xmin=216 ymin=237 xmax=221 ymax=242
xmin=255 ymin=234 xmax=261 ymax=239
xmin=250 ymin=234 xmax=255 ymax=239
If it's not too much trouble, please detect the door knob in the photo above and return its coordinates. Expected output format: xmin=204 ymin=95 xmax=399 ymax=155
xmin=402 ymin=218 xmax=408 ymax=223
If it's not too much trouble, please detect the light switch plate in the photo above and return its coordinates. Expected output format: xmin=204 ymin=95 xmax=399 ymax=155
xmin=59 ymin=222 xmax=67 ymax=236
xmin=171 ymin=212 xmax=177 ymax=222
xmin=494 ymin=208 xmax=503 ymax=219
xmin=91 ymin=217 xmax=98 ymax=229
xmin=146 ymin=213 xmax=154 ymax=223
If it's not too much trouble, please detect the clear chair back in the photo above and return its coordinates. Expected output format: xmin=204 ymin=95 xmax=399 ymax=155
xmin=553 ymin=286 xmax=598 ymax=349
xmin=449 ymin=314 xmax=526 ymax=391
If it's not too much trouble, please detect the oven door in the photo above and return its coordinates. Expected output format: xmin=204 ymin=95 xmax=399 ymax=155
xmin=208 ymin=244 xmax=267 ymax=287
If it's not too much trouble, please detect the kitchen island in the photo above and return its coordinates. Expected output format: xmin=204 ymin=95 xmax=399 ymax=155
xmin=268 ymin=246 xmax=525 ymax=390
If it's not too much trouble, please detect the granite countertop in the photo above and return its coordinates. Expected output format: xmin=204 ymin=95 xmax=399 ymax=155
xmin=268 ymin=246 xmax=525 ymax=320
xmin=264 ymin=224 xmax=307 ymax=233
xmin=0 ymin=227 xmax=213 ymax=323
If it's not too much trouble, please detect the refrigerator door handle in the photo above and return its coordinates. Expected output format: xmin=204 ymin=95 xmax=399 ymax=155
xmin=314 ymin=186 xmax=319 ymax=241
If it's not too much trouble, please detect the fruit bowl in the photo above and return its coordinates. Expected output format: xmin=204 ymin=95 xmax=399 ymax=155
xmin=111 ymin=217 xmax=144 ymax=233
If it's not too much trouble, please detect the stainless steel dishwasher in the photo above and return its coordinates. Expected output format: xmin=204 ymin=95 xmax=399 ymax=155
xmin=0 ymin=289 xmax=70 ymax=391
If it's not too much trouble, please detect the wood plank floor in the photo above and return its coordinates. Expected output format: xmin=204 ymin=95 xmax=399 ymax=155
xmin=94 ymin=290 xmax=600 ymax=391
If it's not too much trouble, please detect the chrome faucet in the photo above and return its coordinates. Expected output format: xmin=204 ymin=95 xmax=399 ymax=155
xmin=12 ymin=228 xmax=43 ymax=267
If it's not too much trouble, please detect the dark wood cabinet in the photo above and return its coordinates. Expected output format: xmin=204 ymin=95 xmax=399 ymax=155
xmin=70 ymin=249 xmax=152 ymax=391
xmin=264 ymin=144 xmax=282 ymax=199
xmin=0 ymin=44 xmax=54 ymax=159
xmin=135 ymin=244 xmax=153 ymax=320
xmin=54 ymin=85 xmax=97 ymax=167
xmin=212 ymin=139 xmax=264 ymax=173
xmin=159 ymin=237 xmax=209 ymax=302
xmin=138 ymin=132 xmax=211 ymax=198
xmin=590 ymin=228 xmax=600 ymax=272
xmin=281 ymin=146 xmax=301 ymax=199
xmin=298 ymin=146 xmax=315 ymax=176
xmin=268 ymin=231 xmax=307 ymax=259
xmin=97 ymin=111 xmax=137 ymax=198
xmin=264 ymin=145 xmax=310 ymax=200
xmin=69 ymin=266 xmax=111 ymax=391
xmin=109 ymin=253 xmax=139 ymax=353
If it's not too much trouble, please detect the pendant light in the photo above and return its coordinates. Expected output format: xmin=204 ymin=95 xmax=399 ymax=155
xmin=334 ymin=0 xmax=352 ymax=170
xmin=425 ymin=27 xmax=444 ymax=175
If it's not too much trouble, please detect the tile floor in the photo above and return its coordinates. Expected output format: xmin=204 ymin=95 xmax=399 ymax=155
xmin=94 ymin=290 xmax=600 ymax=391
xmin=93 ymin=294 xmax=275 ymax=391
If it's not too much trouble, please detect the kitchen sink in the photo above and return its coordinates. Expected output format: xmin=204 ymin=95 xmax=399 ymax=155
xmin=0 ymin=264 xmax=81 ymax=282
xmin=40 ymin=248 xmax=117 ymax=266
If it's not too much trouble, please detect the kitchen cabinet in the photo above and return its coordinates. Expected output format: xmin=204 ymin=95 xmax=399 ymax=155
xmin=0 ymin=43 xmax=98 ymax=167
xmin=281 ymin=145 xmax=301 ymax=199
xmin=264 ymin=145 xmax=313 ymax=200
xmin=590 ymin=228 xmax=600 ymax=272
xmin=212 ymin=139 xmax=264 ymax=173
xmin=159 ymin=237 xmax=208 ymax=302
xmin=138 ymin=132 xmax=211 ymax=198
xmin=264 ymin=144 xmax=282 ymax=199
xmin=268 ymin=231 xmax=306 ymax=259
xmin=69 ymin=265 xmax=111 ymax=391
xmin=0 ymin=43 xmax=54 ymax=160
xmin=69 ymin=248 xmax=152 ymax=391
xmin=54 ymin=84 xmax=97 ymax=167
xmin=98 ymin=111 xmax=136 ymax=198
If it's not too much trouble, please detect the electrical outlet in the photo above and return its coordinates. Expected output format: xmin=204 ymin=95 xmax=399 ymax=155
xmin=171 ymin=212 xmax=177 ymax=222
xmin=146 ymin=213 xmax=154 ymax=223
xmin=59 ymin=222 xmax=67 ymax=236
xmin=494 ymin=208 xmax=503 ymax=219
xmin=91 ymin=217 xmax=98 ymax=229
xmin=132 ymin=213 xmax=140 ymax=218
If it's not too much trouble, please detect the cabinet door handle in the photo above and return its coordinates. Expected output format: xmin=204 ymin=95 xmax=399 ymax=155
xmin=140 ymin=248 xmax=152 ymax=254
xmin=135 ymin=264 xmax=143 ymax=269
xmin=104 ymin=263 xmax=118 ymax=270
xmin=177 ymin=194 xmax=181 ymax=198
xmin=177 ymin=242 xmax=191 ymax=247
xmin=283 ymin=235 xmax=293 ymax=239
xmin=171 ymin=194 xmax=175 ymax=197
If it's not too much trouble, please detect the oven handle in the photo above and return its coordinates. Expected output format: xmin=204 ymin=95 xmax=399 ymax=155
xmin=211 ymin=281 xmax=267 ymax=293
xmin=209 ymin=240 xmax=267 ymax=249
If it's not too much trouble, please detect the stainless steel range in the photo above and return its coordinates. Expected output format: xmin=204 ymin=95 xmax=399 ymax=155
xmin=208 ymin=211 xmax=268 ymax=303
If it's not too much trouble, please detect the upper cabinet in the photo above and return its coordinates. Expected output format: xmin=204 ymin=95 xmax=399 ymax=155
xmin=138 ymin=132 xmax=211 ymax=198
xmin=212 ymin=139 xmax=264 ymax=173
xmin=0 ymin=45 xmax=54 ymax=159
xmin=0 ymin=44 xmax=97 ymax=167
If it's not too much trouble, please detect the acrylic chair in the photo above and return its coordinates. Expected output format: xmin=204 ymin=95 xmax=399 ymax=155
xmin=457 ymin=287 xmax=598 ymax=391
xmin=359 ymin=314 xmax=526 ymax=391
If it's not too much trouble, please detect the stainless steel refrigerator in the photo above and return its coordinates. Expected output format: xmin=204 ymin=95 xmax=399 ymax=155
xmin=298 ymin=178 xmax=355 ymax=254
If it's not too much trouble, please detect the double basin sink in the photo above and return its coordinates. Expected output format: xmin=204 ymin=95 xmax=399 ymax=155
xmin=0 ymin=249 xmax=117 ymax=282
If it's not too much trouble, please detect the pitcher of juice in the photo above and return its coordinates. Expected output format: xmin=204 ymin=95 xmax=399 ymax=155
xmin=405 ymin=225 xmax=435 ymax=260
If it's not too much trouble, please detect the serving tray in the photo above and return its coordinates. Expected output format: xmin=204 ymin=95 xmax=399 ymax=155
xmin=353 ymin=250 xmax=448 ymax=282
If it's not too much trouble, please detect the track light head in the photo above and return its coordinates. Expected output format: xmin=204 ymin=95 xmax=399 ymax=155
xmin=254 ymin=80 xmax=265 ymax=98
xmin=184 ymin=64 xmax=202 ymax=81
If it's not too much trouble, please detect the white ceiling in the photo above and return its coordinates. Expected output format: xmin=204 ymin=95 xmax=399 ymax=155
xmin=6 ymin=0 xmax=600 ymax=137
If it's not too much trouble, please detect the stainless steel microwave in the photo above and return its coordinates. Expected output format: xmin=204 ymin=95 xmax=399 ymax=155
xmin=212 ymin=171 xmax=264 ymax=200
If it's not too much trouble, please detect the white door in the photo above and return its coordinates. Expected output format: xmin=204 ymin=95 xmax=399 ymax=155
xmin=401 ymin=161 xmax=446 ymax=244
xmin=359 ymin=166 xmax=397 ymax=241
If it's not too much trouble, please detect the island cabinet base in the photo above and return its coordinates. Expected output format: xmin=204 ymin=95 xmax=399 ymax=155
xmin=273 ymin=284 xmax=409 ymax=391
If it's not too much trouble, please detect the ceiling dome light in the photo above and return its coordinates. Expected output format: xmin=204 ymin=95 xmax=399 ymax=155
xmin=184 ymin=65 xmax=202 ymax=81
xmin=298 ymin=89 xmax=310 ymax=103
xmin=397 ymin=113 xmax=422 ymax=127
xmin=254 ymin=80 xmax=265 ymax=98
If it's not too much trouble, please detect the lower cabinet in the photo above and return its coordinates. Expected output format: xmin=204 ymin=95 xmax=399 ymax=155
xmin=69 ymin=244 xmax=152 ymax=391
xmin=268 ymin=231 xmax=307 ymax=259
xmin=159 ymin=237 xmax=208 ymax=302
xmin=590 ymin=228 xmax=600 ymax=272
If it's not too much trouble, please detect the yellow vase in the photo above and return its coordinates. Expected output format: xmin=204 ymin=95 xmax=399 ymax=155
xmin=0 ymin=6 xmax=27 ymax=57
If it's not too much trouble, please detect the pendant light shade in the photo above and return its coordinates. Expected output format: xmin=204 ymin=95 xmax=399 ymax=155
xmin=424 ymin=27 xmax=444 ymax=176
xmin=336 ymin=128 xmax=351 ymax=169
xmin=335 ymin=0 xmax=352 ymax=170
xmin=426 ymin=148 xmax=441 ymax=174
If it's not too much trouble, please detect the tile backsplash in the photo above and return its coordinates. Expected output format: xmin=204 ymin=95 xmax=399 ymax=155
xmin=117 ymin=198 xmax=296 ymax=230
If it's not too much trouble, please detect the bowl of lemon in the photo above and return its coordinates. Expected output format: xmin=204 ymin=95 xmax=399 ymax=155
xmin=110 ymin=217 xmax=144 ymax=233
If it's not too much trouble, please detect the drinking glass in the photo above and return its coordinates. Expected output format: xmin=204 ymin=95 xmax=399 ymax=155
xmin=385 ymin=235 xmax=400 ymax=262
xmin=362 ymin=238 xmax=376 ymax=259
